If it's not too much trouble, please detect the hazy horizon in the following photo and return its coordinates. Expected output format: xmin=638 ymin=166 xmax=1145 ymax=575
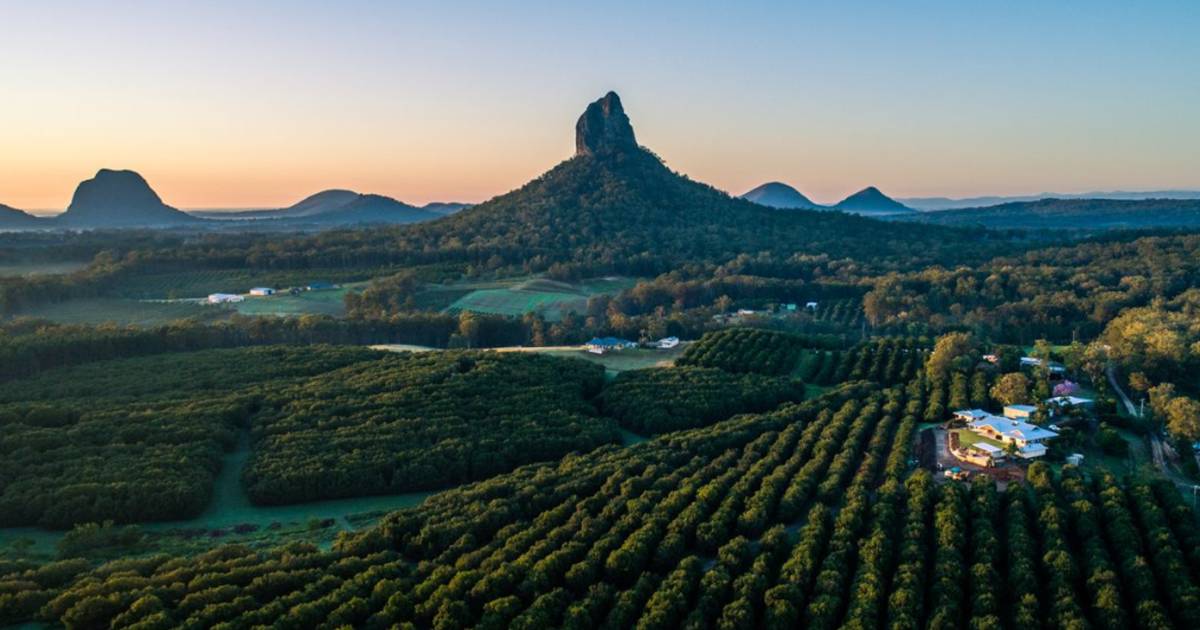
xmin=3 ymin=1 xmax=1198 ymax=210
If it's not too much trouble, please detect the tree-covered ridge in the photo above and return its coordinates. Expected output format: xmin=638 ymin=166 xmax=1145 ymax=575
xmin=6 ymin=379 xmax=1198 ymax=629
xmin=243 ymin=351 xmax=615 ymax=505
xmin=0 ymin=346 xmax=378 ymax=528
xmin=908 ymin=197 xmax=1200 ymax=230
xmin=598 ymin=366 xmax=804 ymax=435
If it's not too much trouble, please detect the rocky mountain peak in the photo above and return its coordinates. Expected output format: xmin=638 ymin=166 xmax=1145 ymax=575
xmin=575 ymin=91 xmax=637 ymax=157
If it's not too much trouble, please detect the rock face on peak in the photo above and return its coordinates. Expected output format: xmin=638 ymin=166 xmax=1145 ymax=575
xmin=58 ymin=169 xmax=199 ymax=227
xmin=575 ymin=91 xmax=637 ymax=157
xmin=742 ymin=182 xmax=818 ymax=209
xmin=833 ymin=186 xmax=915 ymax=216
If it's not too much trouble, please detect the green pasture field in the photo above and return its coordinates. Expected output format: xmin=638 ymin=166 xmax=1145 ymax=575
xmin=232 ymin=284 xmax=361 ymax=317
xmin=0 ymin=261 xmax=89 ymax=277
xmin=444 ymin=276 xmax=638 ymax=321
xmin=531 ymin=345 xmax=686 ymax=373
xmin=110 ymin=268 xmax=399 ymax=299
xmin=10 ymin=298 xmax=228 ymax=326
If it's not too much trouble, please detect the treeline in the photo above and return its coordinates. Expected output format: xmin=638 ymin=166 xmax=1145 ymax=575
xmin=0 ymin=346 xmax=378 ymax=528
xmin=598 ymin=366 xmax=804 ymax=435
xmin=242 ymin=351 xmax=615 ymax=505
xmin=0 ymin=312 xmax=522 ymax=383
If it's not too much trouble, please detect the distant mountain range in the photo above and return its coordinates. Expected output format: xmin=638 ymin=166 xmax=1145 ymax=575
xmin=901 ymin=198 xmax=1200 ymax=230
xmin=899 ymin=190 xmax=1200 ymax=211
xmin=740 ymin=182 xmax=916 ymax=216
xmin=0 ymin=172 xmax=470 ymax=230
xmin=192 ymin=190 xmax=468 ymax=224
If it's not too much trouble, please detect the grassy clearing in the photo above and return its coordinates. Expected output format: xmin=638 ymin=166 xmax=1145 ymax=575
xmin=11 ymin=285 xmax=361 ymax=325
xmin=12 ymin=298 xmax=228 ymax=326
xmin=530 ymin=345 xmax=686 ymax=373
xmin=232 ymin=285 xmax=359 ymax=317
xmin=0 ymin=261 xmax=89 ymax=277
xmin=952 ymin=428 xmax=1007 ymax=451
xmin=111 ymin=268 xmax=396 ymax=299
xmin=442 ymin=276 xmax=639 ymax=321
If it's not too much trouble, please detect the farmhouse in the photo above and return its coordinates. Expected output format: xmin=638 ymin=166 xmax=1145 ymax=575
xmin=249 ymin=287 xmax=275 ymax=296
xmin=586 ymin=337 xmax=637 ymax=354
xmin=651 ymin=336 xmax=680 ymax=349
xmin=964 ymin=412 xmax=1059 ymax=459
xmin=207 ymin=293 xmax=244 ymax=304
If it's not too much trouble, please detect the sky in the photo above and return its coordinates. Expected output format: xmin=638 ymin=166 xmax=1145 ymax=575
xmin=1 ymin=1 xmax=1198 ymax=212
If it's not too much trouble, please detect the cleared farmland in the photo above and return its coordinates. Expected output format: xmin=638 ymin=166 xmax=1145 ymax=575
xmin=444 ymin=276 xmax=637 ymax=320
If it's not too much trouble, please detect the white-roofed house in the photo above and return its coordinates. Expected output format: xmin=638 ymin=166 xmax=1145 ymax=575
xmin=967 ymin=413 xmax=1059 ymax=459
xmin=207 ymin=293 xmax=244 ymax=304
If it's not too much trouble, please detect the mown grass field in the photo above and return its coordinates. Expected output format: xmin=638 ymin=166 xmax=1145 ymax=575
xmin=233 ymin=285 xmax=358 ymax=317
xmin=0 ymin=261 xmax=89 ymax=277
xmin=530 ymin=345 xmax=686 ymax=373
xmin=12 ymin=298 xmax=228 ymax=326
xmin=111 ymin=268 xmax=397 ymax=299
xmin=12 ymin=286 xmax=359 ymax=325
xmin=442 ymin=276 xmax=638 ymax=321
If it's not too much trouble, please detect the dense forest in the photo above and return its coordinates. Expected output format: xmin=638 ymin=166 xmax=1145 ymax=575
xmin=909 ymin=198 xmax=1200 ymax=230
xmin=861 ymin=233 xmax=1200 ymax=344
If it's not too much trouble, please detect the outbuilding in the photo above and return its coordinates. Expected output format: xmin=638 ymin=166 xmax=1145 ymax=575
xmin=1003 ymin=404 xmax=1037 ymax=421
xmin=207 ymin=293 xmax=245 ymax=304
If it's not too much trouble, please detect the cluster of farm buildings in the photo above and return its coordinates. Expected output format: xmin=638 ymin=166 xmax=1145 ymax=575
xmin=585 ymin=336 xmax=679 ymax=354
xmin=206 ymin=282 xmax=337 ymax=304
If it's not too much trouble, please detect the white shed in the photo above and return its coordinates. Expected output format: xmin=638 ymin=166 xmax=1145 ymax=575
xmin=207 ymin=293 xmax=245 ymax=304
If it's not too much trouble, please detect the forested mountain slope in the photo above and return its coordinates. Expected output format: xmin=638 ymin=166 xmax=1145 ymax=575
xmin=906 ymin=198 xmax=1200 ymax=230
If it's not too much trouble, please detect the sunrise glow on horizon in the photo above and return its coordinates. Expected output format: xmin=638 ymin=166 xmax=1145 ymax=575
xmin=3 ymin=1 xmax=1198 ymax=212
